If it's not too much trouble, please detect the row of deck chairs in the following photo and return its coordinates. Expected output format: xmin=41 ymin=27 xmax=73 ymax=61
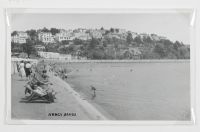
xmin=22 ymin=69 xmax=56 ymax=103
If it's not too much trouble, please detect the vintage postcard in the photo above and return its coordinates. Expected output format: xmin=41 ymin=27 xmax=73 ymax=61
xmin=6 ymin=9 xmax=195 ymax=124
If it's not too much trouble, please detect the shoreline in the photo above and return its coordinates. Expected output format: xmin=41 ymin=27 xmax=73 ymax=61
xmin=11 ymin=60 xmax=108 ymax=120
xmin=10 ymin=59 xmax=190 ymax=120
xmin=50 ymin=74 xmax=108 ymax=120
xmin=11 ymin=57 xmax=190 ymax=64
xmin=45 ymin=59 xmax=190 ymax=63
xmin=67 ymin=81 xmax=116 ymax=120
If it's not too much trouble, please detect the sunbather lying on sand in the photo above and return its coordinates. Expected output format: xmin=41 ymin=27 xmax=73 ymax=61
xmin=24 ymin=70 xmax=53 ymax=96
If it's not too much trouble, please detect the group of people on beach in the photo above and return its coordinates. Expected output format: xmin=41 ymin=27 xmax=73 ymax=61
xmin=22 ymin=60 xmax=56 ymax=102
xmin=47 ymin=63 xmax=68 ymax=80
xmin=17 ymin=60 xmax=33 ymax=80
xmin=23 ymin=60 xmax=99 ymax=101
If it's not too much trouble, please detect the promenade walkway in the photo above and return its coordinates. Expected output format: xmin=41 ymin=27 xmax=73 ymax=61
xmin=11 ymin=73 xmax=106 ymax=120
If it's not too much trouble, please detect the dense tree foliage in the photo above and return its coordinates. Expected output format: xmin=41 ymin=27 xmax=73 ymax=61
xmin=11 ymin=31 xmax=17 ymax=36
xmin=126 ymin=33 xmax=134 ymax=44
xmin=50 ymin=28 xmax=60 ymax=35
xmin=41 ymin=27 xmax=50 ymax=32
xmin=22 ymin=39 xmax=37 ymax=58
xmin=26 ymin=29 xmax=37 ymax=41
xmin=11 ymin=28 xmax=190 ymax=60
xmin=133 ymin=36 xmax=143 ymax=44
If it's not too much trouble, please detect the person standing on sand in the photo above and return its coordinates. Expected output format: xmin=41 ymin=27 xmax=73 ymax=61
xmin=25 ymin=61 xmax=32 ymax=80
xmin=16 ymin=61 xmax=20 ymax=73
xmin=19 ymin=60 xmax=26 ymax=80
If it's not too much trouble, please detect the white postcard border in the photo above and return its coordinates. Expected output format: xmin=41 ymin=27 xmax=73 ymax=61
xmin=5 ymin=8 xmax=196 ymax=125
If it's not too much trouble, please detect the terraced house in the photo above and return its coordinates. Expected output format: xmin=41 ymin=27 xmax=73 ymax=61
xmin=74 ymin=32 xmax=91 ymax=40
xmin=89 ymin=29 xmax=103 ymax=39
xmin=55 ymin=30 xmax=74 ymax=41
xmin=38 ymin=32 xmax=55 ymax=44
xmin=11 ymin=31 xmax=28 ymax=44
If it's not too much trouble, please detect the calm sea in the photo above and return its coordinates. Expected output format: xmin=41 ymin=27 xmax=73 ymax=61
xmin=60 ymin=62 xmax=190 ymax=120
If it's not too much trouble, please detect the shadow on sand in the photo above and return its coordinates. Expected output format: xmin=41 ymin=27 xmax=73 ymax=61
xmin=19 ymin=97 xmax=53 ymax=104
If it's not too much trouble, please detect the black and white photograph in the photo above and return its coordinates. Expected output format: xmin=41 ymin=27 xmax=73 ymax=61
xmin=9 ymin=10 xmax=192 ymax=122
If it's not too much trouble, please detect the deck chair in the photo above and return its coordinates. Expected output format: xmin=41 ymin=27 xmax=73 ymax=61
xmin=24 ymin=86 xmax=55 ymax=103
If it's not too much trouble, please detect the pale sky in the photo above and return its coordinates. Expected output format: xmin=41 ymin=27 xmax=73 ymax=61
xmin=11 ymin=13 xmax=191 ymax=44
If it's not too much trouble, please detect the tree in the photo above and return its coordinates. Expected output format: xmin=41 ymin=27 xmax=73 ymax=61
xmin=41 ymin=27 xmax=50 ymax=32
xmin=178 ymin=46 xmax=190 ymax=59
xmin=73 ymin=38 xmax=84 ymax=45
xmin=141 ymin=49 xmax=160 ymax=59
xmin=110 ymin=28 xmax=114 ymax=33
xmin=58 ymin=46 xmax=69 ymax=54
xmin=61 ymin=40 xmax=69 ymax=45
xmin=154 ymin=43 xmax=166 ymax=58
xmin=22 ymin=39 xmax=37 ymax=58
xmin=88 ymin=49 xmax=105 ymax=59
xmin=162 ymin=39 xmax=173 ymax=48
xmin=50 ymin=28 xmax=60 ymax=35
xmin=115 ymin=28 xmax=119 ymax=33
xmin=166 ymin=52 xmax=177 ymax=59
xmin=88 ymin=38 xmax=99 ymax=50
xmin=123 ymin=50 xmax=131 ymax=59
xmin=11 ymin=42 xmax=23 ymax=53
xmin=105 ymin=30 xmax=110 ymax=35
xmin=26 ymin=29 xmax=37 ymax=41
xmin=35 ymin=39 xmax=45 ymax=45
xmin=143 ymin=36 xmax=153 ymax=43
xmin=133 ymin=36 xmax=143 ymax=44
xmin=126 ymin=32 xmax=133 ymax=44
xmin=173 ymin=41 xmax=181 ymax=51
xmin=11 ymin=31 xmax=17 ymax=36
xmin=11 ymin=42 xmax=15 ymax=51
xmin=67 ymin=45 xmax=76 ymax=54
xmin=45 ymin=44 xmax=59 ymax=52
xmin=26 ymin=29 xmax=37 ymax=36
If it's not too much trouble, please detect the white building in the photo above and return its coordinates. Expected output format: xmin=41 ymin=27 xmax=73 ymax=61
xmin=150 ymin=34 xmax=160 ymax=41
xmin=139 ymin=33 xmax=149 ymax=39
xmin=73 ymin=28 xmax=87 ymax=33
xmin=11 ymin=31 xmax=28 ymax=44
xmin=105 ymin=33 xmax=121 ymax=39
xmin=117 ymin=29 xmax=126 ymax=34
xmin=150 ymin=34 xmax=167 ymax=41
xmin=159 ymin=36 xmax=167 ymax=40
xmin=74 ymin=32 xmax=91 ymax=40
xmin=38 ymin=51 xmax=60 ymax=59
xmin=38 ymin=51 xmax=72 ymax=60
xmin=130 ymin=32 xmax=138 ymax=39
xmin=90 ymin=30 xmax=103 ymax=39
xmin=55 ymin=30 xmax=74 ymax=41
xmin=34 ymin=45 xmax=45 ymax=51
xmin=59 ymin=54 xmax=72 ymax=60
xmin=38 ymin=32 xmax=54 ymax=43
